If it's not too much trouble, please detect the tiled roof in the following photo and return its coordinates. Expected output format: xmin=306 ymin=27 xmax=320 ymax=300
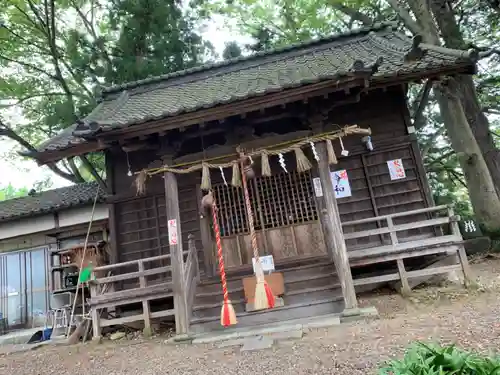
xmin=0 ymin=182 xmax=107 ymax=222
xmin=35 ymin=23 xmax=476 ymax=155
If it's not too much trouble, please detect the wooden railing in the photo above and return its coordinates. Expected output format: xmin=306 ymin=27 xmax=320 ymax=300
xmin=89 ymin=254 xmax=174 ymax=338
xmin=343 ymin=205 xmax=471 ymax=292
xmin=88 ymin=234 xmax=201 ymax=338
xmin=342 ymin=205 xmax=463 ymax=263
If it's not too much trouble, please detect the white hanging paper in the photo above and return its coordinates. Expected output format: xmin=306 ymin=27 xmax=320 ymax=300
xmin=387 ymin=159 xmax=406 ymax=180
xmin=330 ymin=169 xmax=352 ymax=198
xmin=278 ymin=153 xmax=288 ymax=173
xmin=310 ymin=141 xmax=320 ymax=161
xmin=252 ymin=255 xmax=275 ymax=273
xmin=312 ymin=177 xmax=323 ymax=197
xmin=219 ymin=166 xmax=228 ymax=185
xmin=167 ymin=219 xmax=178 ymax=246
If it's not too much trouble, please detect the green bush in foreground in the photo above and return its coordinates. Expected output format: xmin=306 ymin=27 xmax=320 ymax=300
xmin=379 ymin=342 xmax=500 ymax=375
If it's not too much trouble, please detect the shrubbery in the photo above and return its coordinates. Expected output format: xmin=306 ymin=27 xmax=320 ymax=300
xmin=379 ymin=342 xmax=500 ymax=375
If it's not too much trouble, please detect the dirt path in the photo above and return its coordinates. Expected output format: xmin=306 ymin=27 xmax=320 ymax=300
xmin=2 ymin=257 xmax=500 ymax=375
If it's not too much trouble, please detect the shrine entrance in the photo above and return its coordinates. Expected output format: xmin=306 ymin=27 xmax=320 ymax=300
xmin=207 ymin=168 xmax=327 ymax=274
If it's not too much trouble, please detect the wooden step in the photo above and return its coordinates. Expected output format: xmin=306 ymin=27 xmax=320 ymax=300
xmin=192 ymin=283 xmax=342 ymax=319
xmin=196 ymin=260 xmax=336 ymax=294
xmin=189 ymin=297 xmax=344 ymax=334
xmin=194 ymin=269 xmax=338 ymax=306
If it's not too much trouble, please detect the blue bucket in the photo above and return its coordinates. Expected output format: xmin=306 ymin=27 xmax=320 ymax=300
xmin=42 ymin=328 xmax=53 ymax=341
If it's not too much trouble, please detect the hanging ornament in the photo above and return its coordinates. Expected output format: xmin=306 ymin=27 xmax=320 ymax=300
xmin=278 ymin=153 xmax=288 ymax=173
xmin=362 ymin=135 xmax=374 ymax=151
xmin=219 ymin=166 xmax=228 ymax=186
xmin=339 ymin=136 xmax=349 ymax=157
xmin=310 ymin=141 xmax=320 ymax=162
xmin=126 ymin=151 xmax=133 ymax=177
xmin=244 ymin=156 xmax=255 ymax=179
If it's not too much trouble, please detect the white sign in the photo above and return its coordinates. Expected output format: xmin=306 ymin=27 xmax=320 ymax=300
xmin=252 ymin=255 xmax=275 ymax=273
xmin=312 ymin=177 xmax=323 ymax=197
xmin=387 ymin=159 xmax=406 ymax=180
xmin=168 ymin=219 xmax=178 ymax=245
xmin=331 ymin=170 xmax=352 ymax=199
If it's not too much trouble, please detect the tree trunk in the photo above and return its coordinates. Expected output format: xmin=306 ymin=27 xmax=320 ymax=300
xmin=434 ymin=78 xmax=500 ymax=231
xmin=430 ymin=0 xmax=500 ymax=195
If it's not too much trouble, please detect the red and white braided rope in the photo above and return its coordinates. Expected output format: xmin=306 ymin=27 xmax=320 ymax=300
xmin=211 ymin=201 xmax=229 ymax=302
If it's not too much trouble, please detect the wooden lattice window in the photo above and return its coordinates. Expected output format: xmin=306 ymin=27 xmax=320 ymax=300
xmin=212 ymin=170 xmax=318 ymax=237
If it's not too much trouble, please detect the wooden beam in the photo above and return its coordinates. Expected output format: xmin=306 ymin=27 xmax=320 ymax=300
xmin=316 ymin=140 xmax=358 ymax=310
xmin=163 ymin=157 xmax=189 ymax=334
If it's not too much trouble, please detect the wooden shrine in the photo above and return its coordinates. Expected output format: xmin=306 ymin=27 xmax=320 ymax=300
xmin=29 ymin=24 xmax=476 ymax=338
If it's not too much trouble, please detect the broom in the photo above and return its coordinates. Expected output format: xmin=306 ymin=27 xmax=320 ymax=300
xmin=239 ymin=154 xmax=275 ymax=310
xmin=210 ymin=193 xmax=237 ymax=327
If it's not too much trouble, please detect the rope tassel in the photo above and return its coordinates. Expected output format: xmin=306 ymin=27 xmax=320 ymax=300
xmin=261 ymin=152 xmax=271 ymax=177
xmin=200 ymin=163 xmax=211 ymax=190
xmin=231 ymin=162 xmax=241 ymax=187
xmin=326 ymin=139 xmax=338 ymax=165
xmin=210 ymin=193 xmax=237 ymax=327
xmin=294 ymin=147 xmax=312 ymax=172
xmin=239 ymin=153 xmax=275 ymax=310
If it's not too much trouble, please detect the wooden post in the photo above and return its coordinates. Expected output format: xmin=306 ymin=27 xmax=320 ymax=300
xmin=164 ymin=168 xmax=189 ymax=334
xmin=138 ymin=261 xmax=152 ymax=335
xmin=448 ymin=206 xmax=472 ymax=284
xmin=311 ymin=169 xmax=335 ymax=261
xmin=89 ymin=283 xmax=101 ymax=340
xmin=316 ymin=141 xmax=358 ymax=311
xmin=396 ymin=259 xmax=411 ymax=296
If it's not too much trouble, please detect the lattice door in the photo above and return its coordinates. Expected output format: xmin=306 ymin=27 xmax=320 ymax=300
xmin=211 ymin=170 xmax=327 ymax=269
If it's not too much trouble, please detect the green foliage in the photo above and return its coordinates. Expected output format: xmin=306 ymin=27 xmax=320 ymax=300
xmin=380 ymin=342 xmax=500 ymax=375
xmin=0 ymin=184 xmax=28 ymax=201
xmin=0 ymin=0 xmax=212 ymax=183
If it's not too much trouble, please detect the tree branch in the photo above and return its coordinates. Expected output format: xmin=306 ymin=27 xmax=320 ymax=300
xmin=67 ymin=157 xmax=85 ymax=181
xmin=81 ymin=155 xmax=107 ymax=191
xmin=0 ymin=92 xmax=80 ymax=108
xmin=468 ymin=43 xmax=500 ymax=59
xmin=0 ymin=53 xmax=58 ymax=80
xmin=385 ymin=0 xmax=424 ymax=35
xmin=412 ymin=79 xmax=433 ymax=129
xmin=328 ymin=2 xmax=373 ymax=26
xmin=0 ymin=119 xmax=83 ymax=183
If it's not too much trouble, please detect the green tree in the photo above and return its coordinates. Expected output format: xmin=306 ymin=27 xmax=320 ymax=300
xmin=0 ymin=184 xmax=28 ymax=200
xmin=0 ymin=0 xmax=211 ymax=184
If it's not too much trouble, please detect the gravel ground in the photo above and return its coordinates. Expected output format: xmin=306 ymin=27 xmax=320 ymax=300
xmin=2 ymin=256 xmax=500 ymax=375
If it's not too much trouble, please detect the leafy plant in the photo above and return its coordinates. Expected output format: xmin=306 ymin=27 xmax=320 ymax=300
xmin=379 ymin=342 xmax=500 ymax=375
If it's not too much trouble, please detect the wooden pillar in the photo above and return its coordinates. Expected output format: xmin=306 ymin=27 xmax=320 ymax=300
xmin=163 ymin=168 xmax=189 ymax=334
xmin=316 ymin=141 xmax=358 ymax=311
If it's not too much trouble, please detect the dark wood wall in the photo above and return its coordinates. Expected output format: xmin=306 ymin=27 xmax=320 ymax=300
xmin=106 ymin=86 xmax=432 ymax=264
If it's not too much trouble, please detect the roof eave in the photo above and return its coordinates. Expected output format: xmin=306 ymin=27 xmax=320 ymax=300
xmin=33 ymin=63 xmax=476 ymax=165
